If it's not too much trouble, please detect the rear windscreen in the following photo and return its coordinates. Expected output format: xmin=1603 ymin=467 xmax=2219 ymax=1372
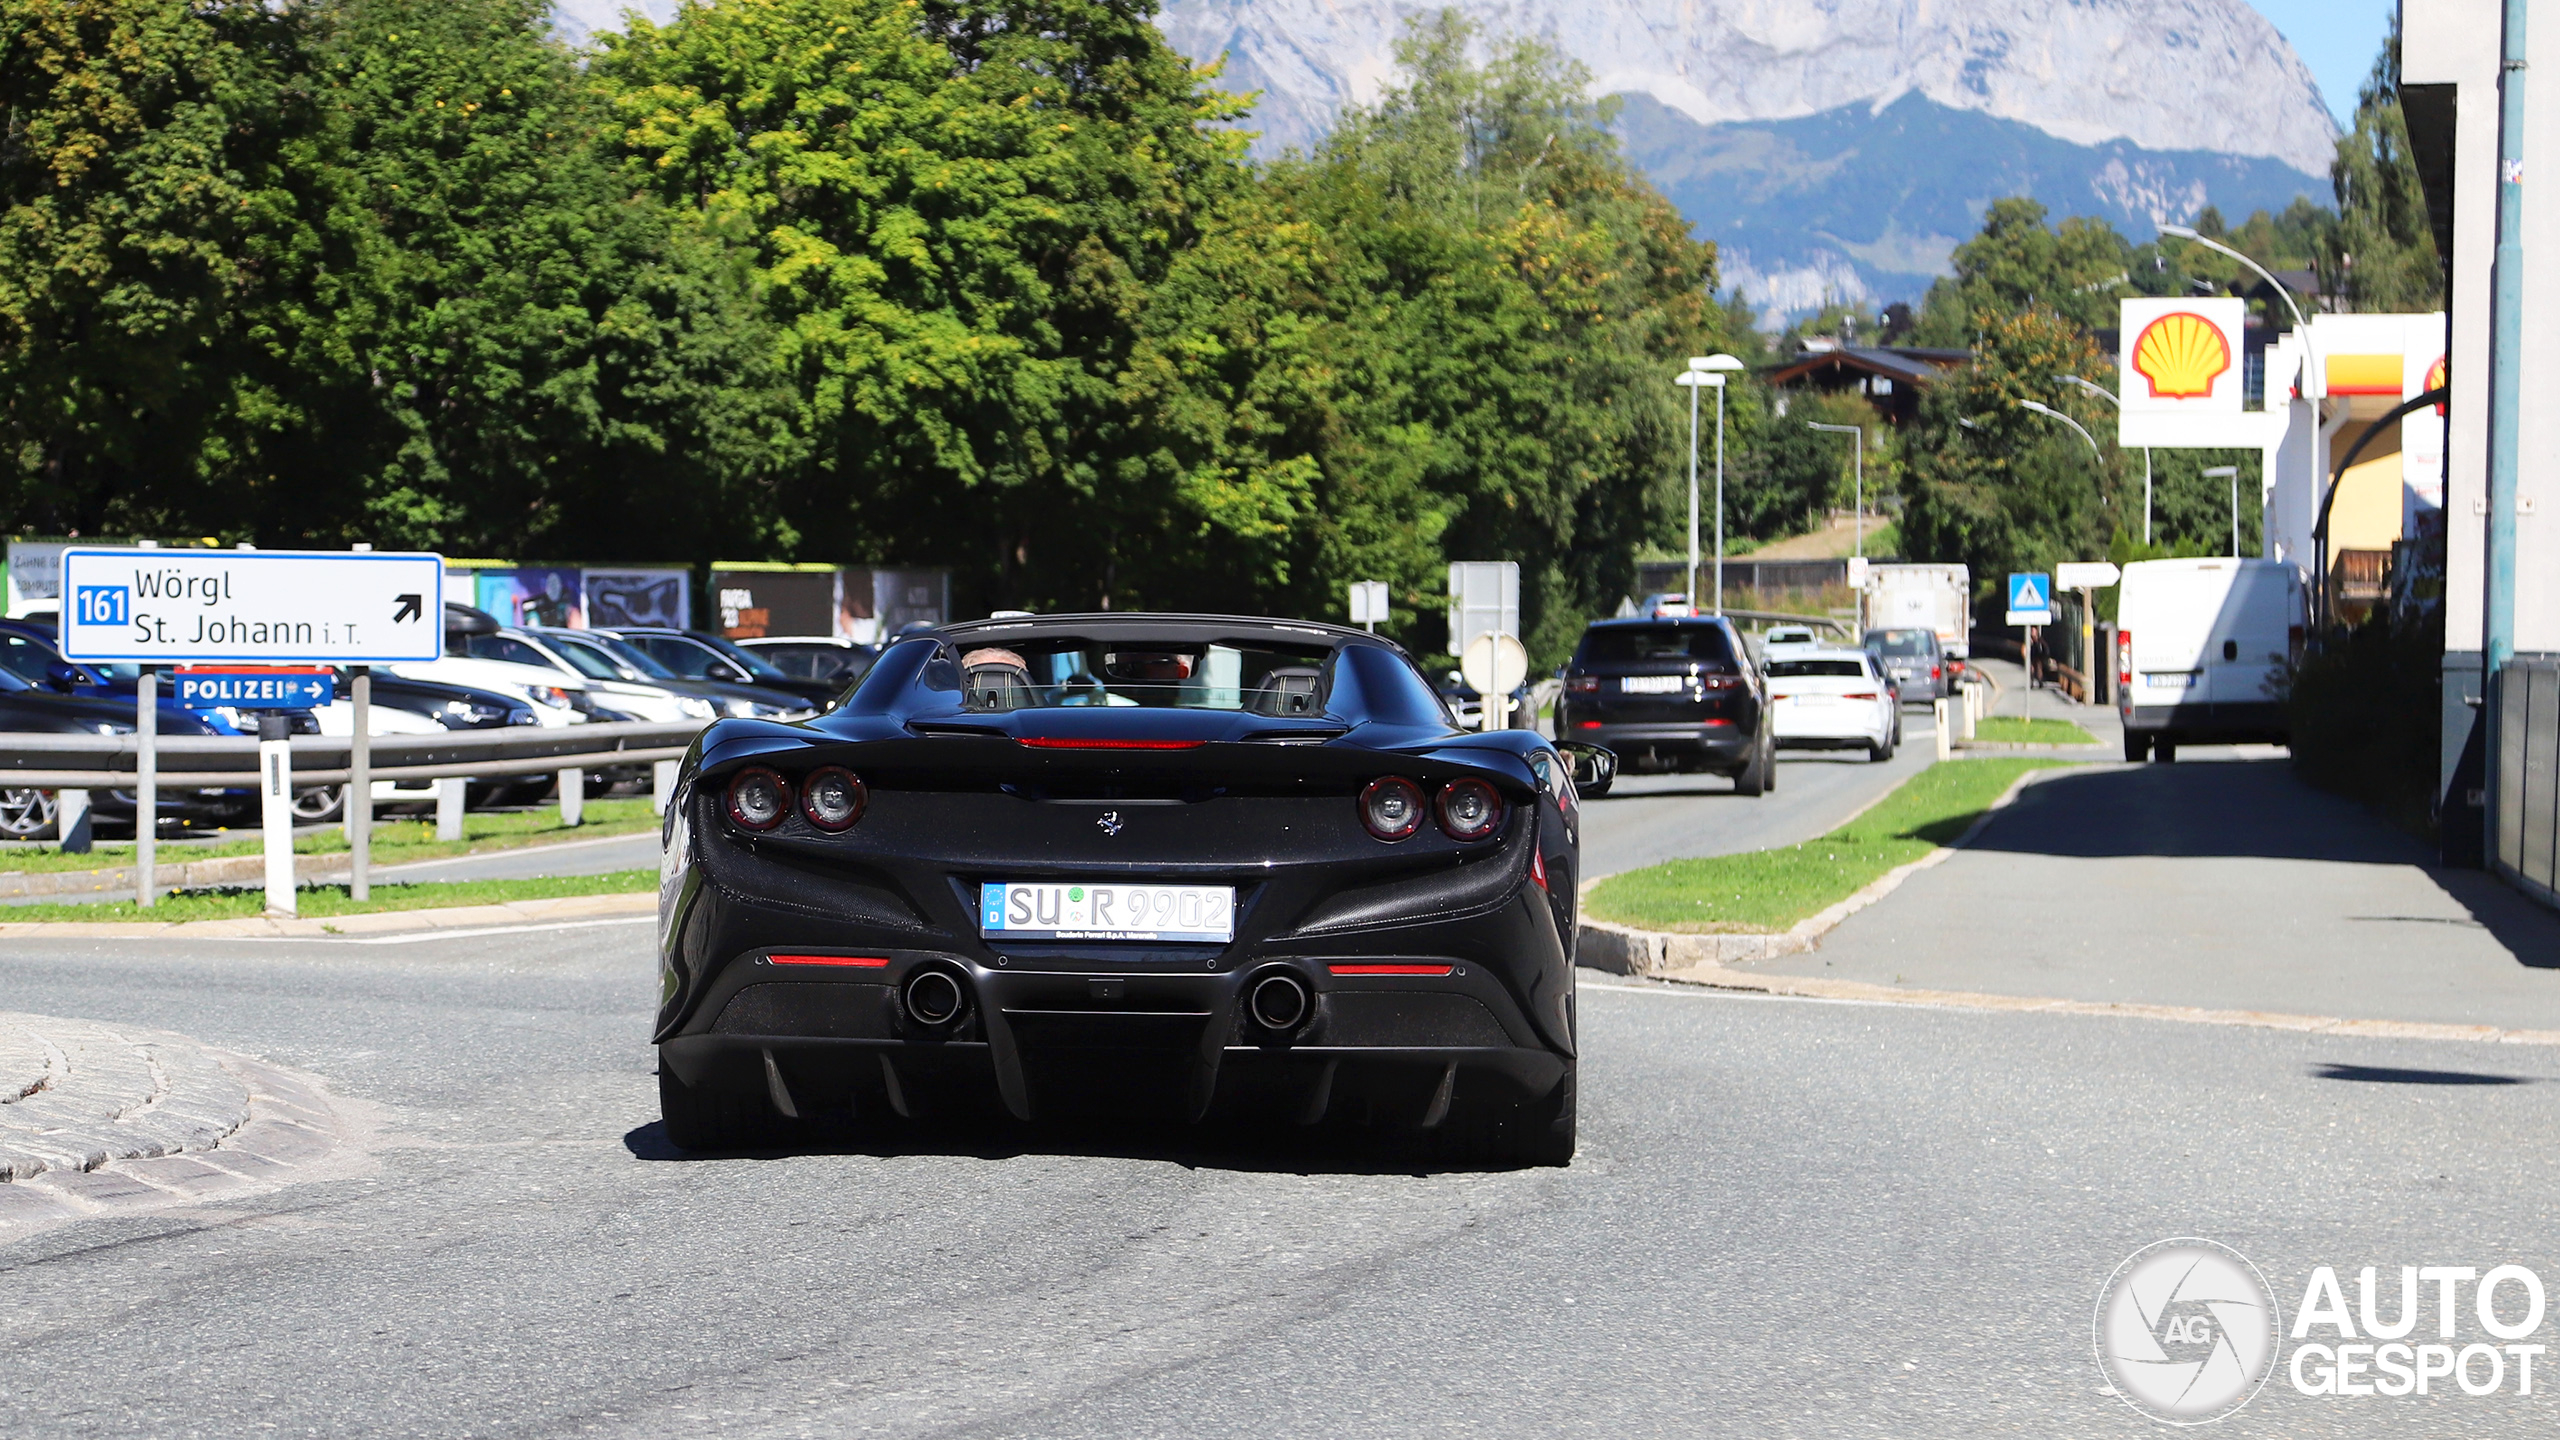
xmin=1866 ymin=630 xmax=1933 ymax=657
xmin=1768 ymin=659 xmax=1867 ymax=678
xmin=955 ymin=639 xmax=1333 ymax=714
xmin=1574 ymin=625 xmax=1737 ymax=671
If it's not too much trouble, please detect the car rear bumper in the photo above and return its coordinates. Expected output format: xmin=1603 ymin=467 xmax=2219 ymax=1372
xmin=659 ymin=944 xmax=1570 ymax=1126
xmin=2120 ymin=700 xmax=2288 ymax=743
xmin=1563 ymin=722 xmax=1750 ymax=763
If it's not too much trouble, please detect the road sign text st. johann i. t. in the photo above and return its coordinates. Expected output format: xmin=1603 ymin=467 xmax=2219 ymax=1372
xmin=56 ymin=549 xmax=445 ymax=664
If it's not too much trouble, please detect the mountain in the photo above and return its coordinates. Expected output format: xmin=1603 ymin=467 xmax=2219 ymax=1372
xmin=1619 ymin=92 xmax=2326 ymax=321
xmin=1157 ymin=0 xmax=2336 ymax=317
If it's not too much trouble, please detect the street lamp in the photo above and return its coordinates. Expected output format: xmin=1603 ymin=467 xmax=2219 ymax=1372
xmin=2059 ymin=373 xmax=2153 ymax=546
xmin=2016 ymin=398 xmax=2105 ymax=462
xmin=2158 ymin=223 xmax=2322 ymax=400
xmin=2204 ymin=464 xmax=2242 ymax=558
xmin=1676 ymin=356 xmax=1742 ymax=612
xmin=1807 ymin=422 xmax=1866 ymax=557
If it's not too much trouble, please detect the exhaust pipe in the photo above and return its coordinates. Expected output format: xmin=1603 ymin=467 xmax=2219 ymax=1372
xmin=1248 ymin=972 xmax=1311 ymax=1033
xmin=903 ymin=969 xmax=967 ymax=1027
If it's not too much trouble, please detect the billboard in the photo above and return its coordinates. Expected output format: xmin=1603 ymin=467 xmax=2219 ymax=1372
xmin=476 ymin=567 xmax=582 ymax=628
xmin=583 ymin=568 xmax=690 ymax=629
xmin=863 ymin=567 xmax=950 ymax=639
xmin=711 ymin=566 xmax=839 ymax=639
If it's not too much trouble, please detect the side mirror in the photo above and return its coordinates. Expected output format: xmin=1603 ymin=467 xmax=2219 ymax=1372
xmin=714 ymin=662 xmax=748 ymax=683
xmin=43 ymin=660 xmax=81 ymax=693
xmin=1557 ymin=741 xmax=1617 ymax=799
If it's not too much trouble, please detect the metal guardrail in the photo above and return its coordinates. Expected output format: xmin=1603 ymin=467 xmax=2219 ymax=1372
xmin=0 ymin=720 xmax=707 ymax=790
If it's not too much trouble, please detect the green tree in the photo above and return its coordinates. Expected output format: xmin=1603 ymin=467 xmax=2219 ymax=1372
xmin=0 ymin=0 xmax=315 ymax=535
xmin=599 ymin=0 xmax=1252 ymax=607
xmin=2319 ymin=13 xmax=2443 ymax=312
xmin=1907 ymin=199 xmax=2132 ymax=346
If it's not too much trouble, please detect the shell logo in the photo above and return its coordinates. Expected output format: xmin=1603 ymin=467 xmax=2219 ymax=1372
xmin=2130 ymin=312 xmax=2233 ymax=400
xmin=2427 ymin=354 xmax=2448 ymax=414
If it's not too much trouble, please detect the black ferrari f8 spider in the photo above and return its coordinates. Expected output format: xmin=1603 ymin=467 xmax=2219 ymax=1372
xmin=653 ymin=614 xmax=1615 ymax=1164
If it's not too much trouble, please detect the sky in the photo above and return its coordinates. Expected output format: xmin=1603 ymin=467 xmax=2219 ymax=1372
xmin=2247 ymin=0 xmax=2394 ymax=128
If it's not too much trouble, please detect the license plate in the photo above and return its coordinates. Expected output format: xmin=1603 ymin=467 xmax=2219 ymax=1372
xmin=1782 ymin=693 xmax=1835 ymax=705
xmin=1620 ymin=675 xmax=1685 ymax=694
xmin=2146 ymin=671 xmax=2199 ymax=690
xmin=979 ymin=882 xmax=1235 ymax=943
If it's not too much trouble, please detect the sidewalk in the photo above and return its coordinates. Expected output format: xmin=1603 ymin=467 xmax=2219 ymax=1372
xmin=1743 ymin=753 xmax=2560 ymax=1031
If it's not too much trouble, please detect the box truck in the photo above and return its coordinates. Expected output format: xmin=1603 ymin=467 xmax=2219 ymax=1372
xmin=1861 ymin=564 xmax=1971 ymax=660
xmin=2114 ymin=558 xmax=2304 ymax=762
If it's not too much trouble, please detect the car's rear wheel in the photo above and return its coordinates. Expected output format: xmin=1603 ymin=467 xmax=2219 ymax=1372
xmin=0 ymin=788 xmax=57 ymax=840
xmin=658 ymin=1067 xmax=790 ymax=1151
xmin=1733 ymin=727 xmax=1771 ymax=796
xmin=2122 ymin=731 xmax=2150 ymax=762
xmin=291 ymin=786 xmax=344 ymax=824
xmin=2153 ymin=739 xmax=2178 ymax=764
xmin=1868 ymin=730 xmax=1894 ymax=762
xmin=1499 ymin=1068 xmax=1577 ymax=1166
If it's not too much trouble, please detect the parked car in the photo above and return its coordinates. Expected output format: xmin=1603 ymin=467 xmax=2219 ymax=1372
xmin=2116 ymin=558 xmax=2303 ymax=762
xmin=590 ymin=626 xmax=842 ymax=707
xmin=733 ymin=636 xmax=880 ymax=689
xmin=1637 ymin=592 xmax=1696 ymax=618
xmin=0 ymin=618 xmax=301 ymax=738
xmin=522 ymin=627 xmax=815 ymax=721
xmin=1862 ymin=627 xmax=1950 ymax=704
xmin=0 ymin=669 xmax=244 ymax=838
xmin=1767 ymin=648 xmax=1898 ymax=761
xmin=1558 ymin=616 xmax=1774 ymax=794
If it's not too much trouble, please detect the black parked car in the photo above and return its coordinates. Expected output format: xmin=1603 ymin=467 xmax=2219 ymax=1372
xmin=653 ymin=614 xmax=1614 ymax=1163
xmin=1558 ymin=616 xmax=1773 ymax=794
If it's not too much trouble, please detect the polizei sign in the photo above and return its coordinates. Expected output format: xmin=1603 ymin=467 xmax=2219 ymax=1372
xmin=56 ymin=549 xmax=445 ymax=665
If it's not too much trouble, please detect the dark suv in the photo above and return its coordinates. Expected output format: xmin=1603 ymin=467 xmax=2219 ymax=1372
xmin=1559 ymin=617 xmax=1773 ymax=794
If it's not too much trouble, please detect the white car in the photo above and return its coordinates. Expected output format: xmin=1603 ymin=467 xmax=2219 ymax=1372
xmin=1766 ymin=647 xmax=1898 ymax=761
xmin=388 ymin=656 xmax=592 ymax=726
xmin=303 ymin=698 xmax=449 ymax=819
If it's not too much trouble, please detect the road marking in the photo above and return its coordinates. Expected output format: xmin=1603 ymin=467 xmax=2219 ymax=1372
xmin=336 ymin=916 xmax=655 ymax=945
xmin=1580 ymin=972 xmax=2560 ymax=1047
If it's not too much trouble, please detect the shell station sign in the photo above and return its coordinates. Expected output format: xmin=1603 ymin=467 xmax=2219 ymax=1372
xmin=2116 ymin=298 xmax=2261 ymax=448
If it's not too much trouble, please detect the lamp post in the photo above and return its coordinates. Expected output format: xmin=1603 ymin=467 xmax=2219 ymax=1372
xmin=2204 ymin=464 xmax=2241 ymax=558
xmin=2160 ymin=223 xmax=2329 ymax=563
xmin=1807 ymin=422 xmax=1866 ymax=557
xmin=1676 ymin=356 xmax=1745 ymax=613
xmin=2058 ymin=373 xmax=2149 ymax=545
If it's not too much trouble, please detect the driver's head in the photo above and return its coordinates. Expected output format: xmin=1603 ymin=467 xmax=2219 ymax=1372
xmin=1109 ymin=650 xmax=1193 ymax=682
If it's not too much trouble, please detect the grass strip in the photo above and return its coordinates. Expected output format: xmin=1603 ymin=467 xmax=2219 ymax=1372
xmin=0 ymin=869 xmax=656 ymax=924
xmin=1971 ymin=716 xmax=2097 ymax=745
xmin=0 ymin=798 xmax=661 ymax=876
xmin=1583 ymin=758 xmax=2076 ymax=934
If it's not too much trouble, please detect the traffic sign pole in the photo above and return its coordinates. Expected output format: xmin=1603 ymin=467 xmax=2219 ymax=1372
xmin=136 ymin=669 xmax=156 ymax=907
xmin=350 ymin=667 xmax=370 ymax=902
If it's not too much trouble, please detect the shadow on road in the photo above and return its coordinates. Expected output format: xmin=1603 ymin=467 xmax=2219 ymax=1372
xmin=2311 ymin=1063 xmax=2534 ymax=1086
xmin=619 ymin=1118 xmax=1545 ymax=1176
xmin=1961 ymin=758 xmax=2560 ymax=968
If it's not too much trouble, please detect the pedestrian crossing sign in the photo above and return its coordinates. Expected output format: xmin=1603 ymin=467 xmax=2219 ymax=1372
xmin=2006 ymin=572 xmax=2052 ymax=625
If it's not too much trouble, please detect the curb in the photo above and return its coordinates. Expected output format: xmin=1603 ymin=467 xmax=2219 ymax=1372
xmin=1576 ymin=764 xmax=2057 ymax=977
xmin=0 ymin=888 xmax=655 ymax=940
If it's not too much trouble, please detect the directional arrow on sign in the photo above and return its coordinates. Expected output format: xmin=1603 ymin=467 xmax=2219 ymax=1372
xmin=393 ymin=593 xmax=423 ymax=623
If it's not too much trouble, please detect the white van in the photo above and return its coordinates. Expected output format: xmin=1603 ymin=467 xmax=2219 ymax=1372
xmin=2114 ymin=558 xmax=2304 ymax=761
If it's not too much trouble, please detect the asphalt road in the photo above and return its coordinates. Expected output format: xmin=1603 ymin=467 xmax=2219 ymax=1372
xmin=1576 ymin=705 xmax=1937 ymax=879
xmin=5 ymin=927 xmax=2558 ymax=1437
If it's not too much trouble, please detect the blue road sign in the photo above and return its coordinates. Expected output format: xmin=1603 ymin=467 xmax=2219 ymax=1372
xmin=2007 ymin=572 xmax=2053 ymax=616
xmin=173 ymin=670 xmax=333 ymax=710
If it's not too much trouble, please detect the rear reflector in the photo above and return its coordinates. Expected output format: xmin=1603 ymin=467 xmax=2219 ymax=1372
xmin=1575 ymin=720 xmax=1603 ymax=729
xmin=1700 ymin=718 xmax=1734 ymax=727
xmin=767 ymin=954 xmax=890 ymax=967
xmin=1843 ymin=692 xmax=1880 ymax=700
xmin=1016 ymin=737 xmax=1207 ymax=750
xmin=1531 ymin=848 xmax=1549 ymax=891
xmin=1327 ymin=963 xmax=1454 ymax=976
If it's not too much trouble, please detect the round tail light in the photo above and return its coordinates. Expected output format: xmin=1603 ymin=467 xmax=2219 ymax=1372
xmin=1436 ymin=778 xmax=1504 ymax=840
xmin=1359 ymin=777 xmax=1425 ymax=841
xmin=725 ymin=766 xmax=789 ymax=830
xmin=799 ymin=765 xmax=866 ymax=831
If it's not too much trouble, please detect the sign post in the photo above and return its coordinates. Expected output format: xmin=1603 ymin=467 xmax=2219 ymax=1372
xmin=59 ymin=548 xmax=443 ymax=916
xmin=136 ymin=669 xmax=156 ymax=906
xmin=1348 ymin=580 xmax=1390 ymax=633
xmin=2054 ymin=562 xmax=2122 ymax=707
xmin=350 ymin=667 xmax=371 ymax=900
xmin=2006 ymin=572 xmax=2054 ymax=688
